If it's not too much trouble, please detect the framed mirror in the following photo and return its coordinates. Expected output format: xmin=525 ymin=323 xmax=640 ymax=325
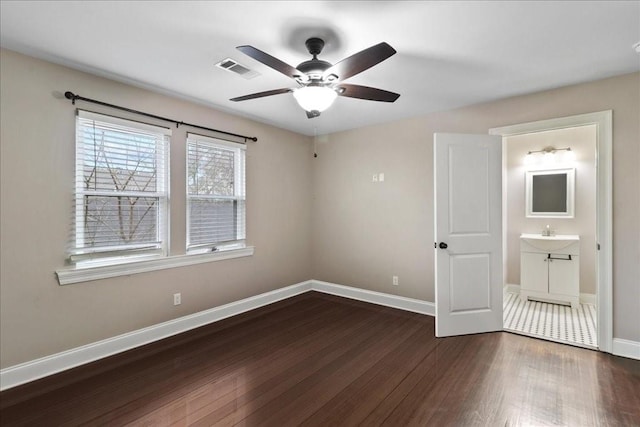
xmin=525 ymin=168 xmax=575 ymax=218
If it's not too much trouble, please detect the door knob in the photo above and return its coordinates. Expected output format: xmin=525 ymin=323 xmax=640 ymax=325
xmin=439 ymin=242 xmax=448 ymax=249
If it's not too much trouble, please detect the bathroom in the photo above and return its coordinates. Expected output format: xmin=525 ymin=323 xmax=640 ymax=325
xmin=503 ymin=124 xmax=598 ymax=348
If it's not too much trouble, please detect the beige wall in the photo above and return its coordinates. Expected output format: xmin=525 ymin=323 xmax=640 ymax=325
xmin=1 ymin=48 xmax=638 ymax=370
xmin=505 ymin=126 xmax=597 ymax=294
xmin=312 ymin=72 xmax=640 ymax=342
xmin=0 ymin=49 xmax=313 ymax=368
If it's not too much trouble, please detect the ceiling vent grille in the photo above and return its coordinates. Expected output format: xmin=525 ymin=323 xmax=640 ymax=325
xmin=216 ymin=58 xmax=259 ymax=79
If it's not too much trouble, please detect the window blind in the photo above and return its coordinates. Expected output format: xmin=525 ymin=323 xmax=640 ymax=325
xmin=72 ymin=110 xmax=170 ymax=261
xmin=186 ymin=133 xmax=246 ymax=251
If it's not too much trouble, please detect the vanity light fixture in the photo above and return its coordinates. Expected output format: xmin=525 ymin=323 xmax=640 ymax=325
xmin=525 ymin=146 xmax=574 ymax=165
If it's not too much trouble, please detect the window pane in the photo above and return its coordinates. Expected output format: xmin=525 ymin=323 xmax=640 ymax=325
xmin=188 ymin=198 xmax=238 ymax=245
xmin=188 ymin=143 xmax=234 ymax=196
xmin=80 ymin=126 xmax=159 ymax=193
xmin=83 ymin=195 xmax=159 ymax=248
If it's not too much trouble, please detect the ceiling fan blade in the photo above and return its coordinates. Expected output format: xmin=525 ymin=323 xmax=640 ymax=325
xmin=336 ymin=84 xmax=400 ymax=102
xmin=230 ymin=88 xmax=292 ymax=102
xmin=236 ymin=45 xmax=300 ymax=79
xmin=306 ymin=110 xmax=321 ymax=119
xmin=323 ymin=42 xmax=396 ymax=81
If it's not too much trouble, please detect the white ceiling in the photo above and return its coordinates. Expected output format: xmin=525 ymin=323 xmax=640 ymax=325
xmin=1 ymin=1 xmax=639 ymax=136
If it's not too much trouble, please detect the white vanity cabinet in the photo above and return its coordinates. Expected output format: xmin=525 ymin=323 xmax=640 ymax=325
xmin=520 ymin=234 xmax=580 ymax=308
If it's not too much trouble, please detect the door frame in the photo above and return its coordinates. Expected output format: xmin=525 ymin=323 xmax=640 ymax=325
xmin=490 ymin=110 xmax=612 ymax=353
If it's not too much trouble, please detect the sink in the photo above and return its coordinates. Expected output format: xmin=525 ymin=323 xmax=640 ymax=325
xmin=520 ymin=233 xmax=580 ymax=252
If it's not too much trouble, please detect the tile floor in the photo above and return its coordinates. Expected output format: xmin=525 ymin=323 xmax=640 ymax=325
xmin=503 ymin=291 xmax=597 ymax=349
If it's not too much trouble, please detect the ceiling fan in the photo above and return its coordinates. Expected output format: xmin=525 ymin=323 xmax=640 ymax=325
xmin=230 ymin=37 xmax=400 ymax=118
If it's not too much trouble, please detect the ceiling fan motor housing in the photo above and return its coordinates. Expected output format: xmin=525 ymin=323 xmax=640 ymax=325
xmin=294 ymin=38 xmax=332 ymax=82
xmin=296 ymin=59 xmax=332 ymax=78
xmin=305 ymin=37 xmax=325 ymax=57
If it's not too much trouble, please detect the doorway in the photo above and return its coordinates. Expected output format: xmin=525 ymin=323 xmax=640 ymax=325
xmin=490 ymin=111 xmax=612 ymax=352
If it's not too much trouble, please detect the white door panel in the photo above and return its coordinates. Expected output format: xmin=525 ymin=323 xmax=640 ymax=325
xmin=449 ymin=253 xmax=491 ymax=312
xmin=448 ymin=144 xmax=490 ymax=235
xmin=435 ymin=133 xmax=503 ymax=337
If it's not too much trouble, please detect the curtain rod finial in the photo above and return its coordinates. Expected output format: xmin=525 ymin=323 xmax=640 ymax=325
xmin=65 ymin=91 xmax=78 ymax=105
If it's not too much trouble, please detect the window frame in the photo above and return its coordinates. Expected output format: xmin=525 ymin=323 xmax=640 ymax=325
xmin=71 ymin=110 xmax=171 ymax=266
xmin=186 ymin=133 xmax=247 ymax=254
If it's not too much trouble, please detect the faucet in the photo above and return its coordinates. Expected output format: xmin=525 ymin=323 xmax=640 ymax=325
xmin=542 ymin=225 xmax=554 ymax=236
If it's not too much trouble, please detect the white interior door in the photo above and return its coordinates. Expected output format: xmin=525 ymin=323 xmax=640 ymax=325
xmin=434 ymin=133 xmax=503 ymax=337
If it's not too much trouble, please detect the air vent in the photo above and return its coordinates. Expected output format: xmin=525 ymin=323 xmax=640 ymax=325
xmin=216 ymin=58 xmax=259 ymax=79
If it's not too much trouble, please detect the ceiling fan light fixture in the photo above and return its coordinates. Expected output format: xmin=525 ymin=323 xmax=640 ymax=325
xmin=231 ymin=39 xmax=399 ymax=119
xmin=293 ymin=86 xmax=337 ymax=112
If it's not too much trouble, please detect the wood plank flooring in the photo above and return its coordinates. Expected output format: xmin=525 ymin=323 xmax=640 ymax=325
xmin=1 ymin=292 xmax=639 ymax=426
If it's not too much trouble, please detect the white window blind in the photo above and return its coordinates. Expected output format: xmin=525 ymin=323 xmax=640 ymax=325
xmin=72 ymin=110 xmax=170 ymax=262
xmin=187 ymin=133 xmax=246 ymax=251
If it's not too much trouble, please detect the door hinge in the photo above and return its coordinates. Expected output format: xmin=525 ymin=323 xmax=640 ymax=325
xmin=597 ymin=243 xmax=601 ymax=250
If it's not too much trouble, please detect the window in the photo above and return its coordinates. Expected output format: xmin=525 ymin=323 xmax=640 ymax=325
xmin=187 ymin=133 xmax=246 ymax=252
xmin=71 ymin=110 xmax=170 ymax=264
xmin=58 ymin=111 xmax=254 ymax=284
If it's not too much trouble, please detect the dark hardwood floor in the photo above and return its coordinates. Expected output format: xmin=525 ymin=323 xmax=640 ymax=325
xmin=1 ymin=292 xmax=639 ymax=426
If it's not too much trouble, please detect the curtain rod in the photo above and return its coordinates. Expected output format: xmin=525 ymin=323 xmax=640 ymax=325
xmin=64 ymin=91 xmax=258 ymax=142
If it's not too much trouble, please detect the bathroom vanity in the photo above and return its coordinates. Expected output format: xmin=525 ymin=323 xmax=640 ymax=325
xmin=520 ymin=234 xmax=580 ymax=308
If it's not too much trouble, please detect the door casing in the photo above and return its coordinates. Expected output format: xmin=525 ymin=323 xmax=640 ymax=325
xmin=490 ymin=110 xmax=612 ymax=353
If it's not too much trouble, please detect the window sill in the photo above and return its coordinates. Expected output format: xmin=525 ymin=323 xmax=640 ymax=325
xmin=56 ymin=246 xmax=255 ymax=285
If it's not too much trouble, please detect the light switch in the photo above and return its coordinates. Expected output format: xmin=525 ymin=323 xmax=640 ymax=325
xmin=379 ymin=173 xmax=385 ymax=182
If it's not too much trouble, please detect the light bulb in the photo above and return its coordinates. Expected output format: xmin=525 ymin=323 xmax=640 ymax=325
xmin=543 ymin=151 xmax=555 ymax=165
xmin=293 ymin=86 xmax=337 ymax=112
xmin=524 ymin=153 xmax=535 ymax=165
xmin=563 ymin=149 xmax=576 ymax=163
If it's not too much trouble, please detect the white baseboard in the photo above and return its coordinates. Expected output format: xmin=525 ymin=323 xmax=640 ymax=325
xmin=503 ymin=284 xmax=596 ymax=305
xmin=579 ymin=293 xmax=597 ymax=306
xmin=4 ymin=278 xmax=629 ymax=391
xmin=612 ymin=338 xmax=640 ymax=360
xmin=311 ymin=280 xmax=435 ymax=316
xmin=0 ymin=280 xmax=434 ymax=391
xmin=0 ymin=280 xmax=312 ymax=391
xmin=504 ymin=283 xmax=520 ymax=294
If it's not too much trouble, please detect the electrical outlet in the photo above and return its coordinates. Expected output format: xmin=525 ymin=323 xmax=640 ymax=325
xmin=372 ymin=174 xmax=378 ymax=182
xmin=173 ymin=293 xmax=181 ymax=306
xmin=379 ymin=173 xmax=385 ymax=182
xmin=392 ymin=276 xmax=399 ymax=286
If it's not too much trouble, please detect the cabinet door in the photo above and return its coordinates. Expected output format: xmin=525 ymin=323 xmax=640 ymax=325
xmin=549 ymin=255 xmax=579 ymax=296
xmin=521 ymin=252 xmax=548 ymax=292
